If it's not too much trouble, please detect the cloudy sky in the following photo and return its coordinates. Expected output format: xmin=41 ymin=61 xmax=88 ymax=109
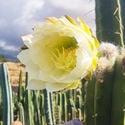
xmin=0 ymin=0 xmax=95 ymax=60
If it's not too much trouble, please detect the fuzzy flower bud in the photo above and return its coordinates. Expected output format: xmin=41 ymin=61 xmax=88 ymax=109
xmin=96 ymin=42 xmax=119 ymax=81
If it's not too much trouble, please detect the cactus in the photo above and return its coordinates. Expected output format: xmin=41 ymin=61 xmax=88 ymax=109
xmin=32 ymin=91 xmax=42 ymax=125
xmin=63 ymin=93 xmax=68 ymax=122
xmin=24 ymin=72 xmax=34 ymax=125
xmin=58 ymin=92 xmax=63 ymax=123
xmin=18 ymin=70 xmax=23 ymax=102
xmin=95 ymin=0 xmax=124 ymax=47
xmin=0 ymin=62 xmax=86 ymax=125
xmin=0 ymin=81 xmax=2 ymax=122
xmin=17 ymin=102 xmax=25 ymax=124
xmin=0 ymin=64 xmax=13 ymax=125
xmin=0 ymin=121 xmax=3 ymax=125
xmin=84 ymin=40 xmax=125 ymax=125
xmin=111 ymin=56 xmax=125 ymax=125
xmin=87 ymin=0 xmax=125 ymax=125
xmin=39 ymin=92 xmax=47 ymax=124
xmin=85 ymin=69 xmax=114 ymax=125
xmin=120 ymin=0 xmax=125 ymax=41
xmin=76 ymin=88 xmax=84 ymax=120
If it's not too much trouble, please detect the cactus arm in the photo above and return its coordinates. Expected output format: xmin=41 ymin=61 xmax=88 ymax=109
xmin=95 ymin=0 xmax=124 ymax=46
xmin=18 ymin=70 xmax=23 ymax=102
xmin=24 ymin=72 xmax=34 ymax=125
xmin=18 ymin=102 xmax=25 ymax=125
xmin=0 ymin=64 xmax=13 ymax=125
xmin=95 ymin=0 xmax=114 ymax=42
xmin=63 ymin=93 xmax=68 ymax=122
xmin=120 ymin=0 xmax=125 ymax=42
xmin=43 ymin=89 xmax=54 ymax=125
xmin=85 ymin=78 xmax=96 ymax=125
xmin=85 ymin=68 xmax=115 ymax=125
xmin=32 ymin=91 xmax=42 ymax=125
xmin=111 ymin=58 xmax=125 ymax=125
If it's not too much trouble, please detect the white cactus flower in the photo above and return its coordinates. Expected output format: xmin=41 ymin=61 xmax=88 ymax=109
xmin=17 ymin=16 xmax=99 ymax=92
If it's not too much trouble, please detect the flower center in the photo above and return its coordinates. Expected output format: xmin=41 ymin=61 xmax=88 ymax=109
xmin=51 ymin=37 xmax=78 ymax=76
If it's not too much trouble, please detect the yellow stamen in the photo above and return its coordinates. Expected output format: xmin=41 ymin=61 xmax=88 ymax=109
xmin=51 ymin=47 xmax=77 ymax=74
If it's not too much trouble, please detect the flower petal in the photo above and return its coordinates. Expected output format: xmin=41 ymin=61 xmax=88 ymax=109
xmin=77 ymin=17 xmax=92 ymax=35
xmin=27 ymin=79 xmax=46 ymax=90
xmin=17 ymin=50 xmax=40 ymax=78
xmin=22 ymin=35 xmax=33 ymax=48
xmin=17 ymin=16 xmax=100 ymax=91
xmin=45 ymin=82 xmax=69 ymax=92
xmin=51 ymin=48 xmax=92 ymax=83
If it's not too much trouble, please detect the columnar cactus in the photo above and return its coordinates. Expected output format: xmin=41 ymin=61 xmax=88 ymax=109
xmin=111 ymin=52 xmax=125 ymax=125
xmin=0 ymin=64 xmax=13 ymax=125
xmin=95 ymin=0 xmax=124 ymax=46
xmin=85 ymin=43 xmax=125 ymax=125
xmin=85 ymin=0 xmax=125 ymax=124
xmin=120 ymin=0 xmax=125 ymax=41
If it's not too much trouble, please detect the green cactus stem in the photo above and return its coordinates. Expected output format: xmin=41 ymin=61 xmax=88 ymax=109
xmin=0 ymin=64 xmax=13 ymax=125
xmin=111 ymin=56 xmax=125 ymax=125
xmin=85 ymin=42 xmax=119 ymax=125
xmin=44 ymin=89 xmax=54 ymax=125
xmin=0 ymin=121 xmax=3 ymax=125
xmin=24 ymin=72 xmax=34 ymax=125
xmin=32 ymin=91 xmax=42 ymax=125
xmin=18 ymin=70 xmax=23 ymax=102
xmin=85 ymin=65 xmax=115 ymax=125
xmin=95 ymin=0 xmax=124 ymax=47
xmin=84 ymin=42 xmax=125 ymax=125
xmin=63 ymin=93 xmax=68 ymax=122
xmin=17 ymin=102 xmax=25 ymax=125
xmin=120 ymin=0 xmax=125 ymax=42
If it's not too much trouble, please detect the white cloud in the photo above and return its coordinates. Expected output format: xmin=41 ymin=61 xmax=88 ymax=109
xmin=48 ymin=0 xmax=95 ymax=33
xmin=14 ymin=0 xmax=44 ymax=27
xmin=0 ymin=0 xmax=96 ymax=60
xmin=49 ymin=0 xmax=94 ymax=11
xmin=0 ymin=40 xmax=18 ymax=52
xmin=0 ymin=19 xmax=7 ymax=28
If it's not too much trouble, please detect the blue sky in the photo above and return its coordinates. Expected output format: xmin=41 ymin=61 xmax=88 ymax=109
xmin=0 ymin=0 xmax=95 ymax=60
